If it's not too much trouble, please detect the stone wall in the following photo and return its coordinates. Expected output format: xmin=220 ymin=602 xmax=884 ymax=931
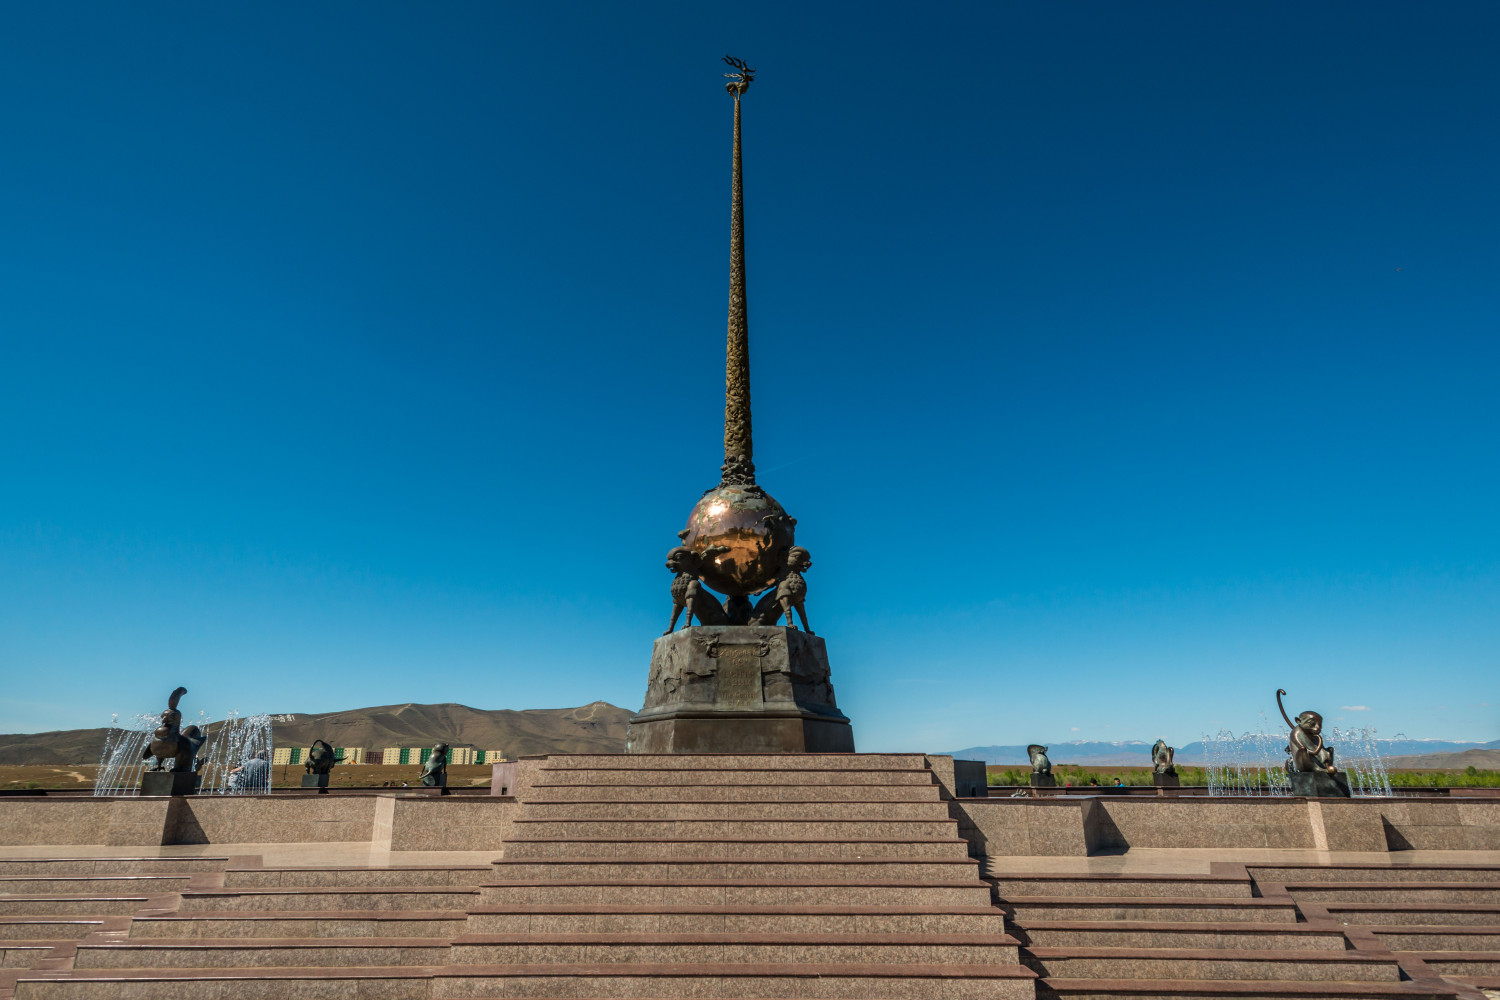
xmin=951 ymin=795 xmax=1500 ymax=856
xmin=1 ymin=791 xmax=1493 ymax=853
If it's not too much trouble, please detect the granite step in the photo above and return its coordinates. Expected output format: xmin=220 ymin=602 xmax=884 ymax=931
xmin=478 ymin=878 xmax=994 ymax=907
xmin=0 ymin=876 xmax=192 ymax=895
xmin=222 ymin=866 xmax=491 ymax=888
xmin=464 ymin=903 xmax=1006 ymax=935
xmin=13 ymin=963 xmax=1038 ymax=999
xmin=1012 ymin=920 xmax=1347 ymax=951
xmin=0 ymin=919 xmax=107 ymax=941
xmin=1321 ymin=902 xmax=1500 ymax=925
xmin=526 ymin=783 xmax=943 ymax=802
xmin=128 ymin=911 xmax=466 ymax=938
xmin=1410 ymin=951 xmax=1500 ymax=976
xmin=1247 ymin=864 xmax=1500 ymax=883
xmin=508 ymin=819 xmax=961 ymax=841
xmin=433 ymin=962 xmax=1038 ymax=999
xmin=532 ymin=768 xmax=935 ymax=787
xmin=0 ymin=897 xmax=151 ymax=917
xmin=448 ymin=932 xmax=1020 ymax=965
xmin=540 ymin=753 xmax=931 ymax=770
xmin=1001 ymin=897 xmax=1298 ymax=923
xmin=520 ymin=799 xmax=951 ymax=820
xmin=178 ymin=887 xmax=481 ymax=911
xmin=1368 ymin=926 xmax=1500 ymax=950
xmin=73 ymin=937 xmax=452 ymax=969
xmin=491 ymin=856 xmax=980 ymax=881
xmin=991 ymin=874 xmax=1253 ymax=899
xmin=1286 ymin=881 xmax=1500 ymax=903
xmin=501 ymin=837 xmax=970 ymax=860
xmin=0 ymin=859 xmax=228 ymax=877
xmin=1 ymin=943 xmax=59 ymax=969
xmin=1024 ymin=947 xmax=1402 ymax=982
xmin=1036 ymin=977 xmax=1464 ymax=999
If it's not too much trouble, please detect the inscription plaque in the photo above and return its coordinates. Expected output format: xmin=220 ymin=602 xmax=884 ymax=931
xmin=715 ymin=645 xmax=764 ymax=708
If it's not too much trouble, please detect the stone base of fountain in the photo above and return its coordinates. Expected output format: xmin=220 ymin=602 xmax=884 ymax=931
xmin=1030 ymin=773 xmax=1057 ymax=788
xmin=140 ymin=771 xmax=198 ymax=797
xmin=301 ymin=774 xmax=330 ymax=793
xmin=1290 ymin=770 xmax=1352 ymax=797
xmin=1153 ymin=772 xmax=1180 ymax=787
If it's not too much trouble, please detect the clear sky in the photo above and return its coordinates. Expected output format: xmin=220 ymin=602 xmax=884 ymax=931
xmin=2 ymin=2 xmax=1496 ymax=751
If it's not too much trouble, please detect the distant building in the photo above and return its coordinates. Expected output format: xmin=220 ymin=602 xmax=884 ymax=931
xmin=271 ymin=746 xmax=366 ymax=766
xmin=372 ymin=747 xmax=506 ymax=766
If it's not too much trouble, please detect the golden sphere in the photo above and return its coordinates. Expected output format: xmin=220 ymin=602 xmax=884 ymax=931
xmin=681 ymin=484 xmax=795 ymax=597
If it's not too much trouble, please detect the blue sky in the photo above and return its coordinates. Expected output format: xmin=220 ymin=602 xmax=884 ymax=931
xmin=2 ymin=2 xmax=1496 ymax=751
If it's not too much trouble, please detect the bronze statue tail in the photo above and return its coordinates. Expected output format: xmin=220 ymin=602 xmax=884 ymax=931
xmin=167 ymin=687 xmax=188 ymax=711
xmin=1276 ymin=688 xmax=1295 ymax=729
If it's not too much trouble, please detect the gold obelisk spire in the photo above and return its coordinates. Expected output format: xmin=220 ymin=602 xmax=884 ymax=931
xmin=719 ymin=55 xmax=756 ymax=487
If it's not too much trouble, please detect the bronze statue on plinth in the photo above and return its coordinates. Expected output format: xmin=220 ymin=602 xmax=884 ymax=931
xmin=1277 ymin=688 xmax=1351 ymax=797
xmin=627 ymin=57 xmax=854 ymax=754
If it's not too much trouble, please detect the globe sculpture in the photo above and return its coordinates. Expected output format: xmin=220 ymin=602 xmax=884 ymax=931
xmin=680 ymin=484 xmax=795 ymax=597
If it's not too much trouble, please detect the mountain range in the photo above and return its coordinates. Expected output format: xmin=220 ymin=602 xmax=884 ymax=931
xmin=0 ymin=701 xmax=634 ymax=766
xmin=947 ymin=738 xmax=1500 ymax=767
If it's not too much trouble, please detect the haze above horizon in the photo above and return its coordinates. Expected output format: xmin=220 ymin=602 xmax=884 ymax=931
xmin=2 ymin=2 xmax=1496 ymax=748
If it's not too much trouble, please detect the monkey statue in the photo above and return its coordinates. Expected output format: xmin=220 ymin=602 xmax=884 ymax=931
xmin=144 ymin=687 xmax=194 ymax=772
xmin=1277 ymin=688 xmax=1337 ymax=775
xmin=663 ymin=546 xmax=729 ymax=634
xmin=1151 ymin=740 xmax=1177 ymax=775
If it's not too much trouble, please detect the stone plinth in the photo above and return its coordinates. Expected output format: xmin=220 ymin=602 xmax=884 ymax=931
xmin=1290 ymin=769 xmax=1352 ymax=797
xmin=1029 ymin=773 xmax=1057 ymax=788
xmin=301 ymin=774 xmax=330 ymax=792
xmin=140 ymin=771 xmax=197 ymax=796
xmin=1153 ymin=771 xmax=1181 ymax=787
xmin=626 ymin=626 xmax=854 ymax=753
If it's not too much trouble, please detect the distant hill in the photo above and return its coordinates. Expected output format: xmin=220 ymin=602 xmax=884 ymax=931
xmin=1382 ymin=748 xmax=1500 ymax=771
xmin=948 ymin=738 xmax=1500 ymax=767
xmin=0 ymin=702 xmax=633 ymax=765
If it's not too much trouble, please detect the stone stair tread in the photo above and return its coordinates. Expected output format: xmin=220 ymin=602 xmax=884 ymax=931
xmin=81 ymin=936 xmax=450 ymax=950
xmin=436 ymin=961 xmax=1038 ymax=979
xmin=185 ymin=886 xmax=480 ymax=895
xmin=1325 ymin=902 xmax=1500 ymax=912
xmin=451 ymin=932 xmax=1021 ymax=945
xmin=18 ymin=961 xmax=1037 ymax=981
xmin=1025 ymin=945 xmax=1396 ymax=963
xmin=482 ymin=877 xmax=985 ymax=887
xmin=1037 ymin=977 xmax=1459 ymax=996
xmin=1016 ymin=919 xmax=1339 ymax=932
xmin=467 ymin=903 xmax=1000 ymax=914
xmin=1001 ymin=895 xmax=1291 ymax=906
xmin=136 ymin=909 xmax=460 ymax=921
xmin=997 ymin=873 xmax=1249 ymax=883
xmin=503 ymin=835 xmax=967 ymax=842
xmin=1284 ymin=880 xmax=1500 ymax=890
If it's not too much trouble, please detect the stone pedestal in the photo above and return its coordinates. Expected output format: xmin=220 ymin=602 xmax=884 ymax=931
xmin=627 ymin=626 xmax=854 ymax=753
xmin=1029 ymin=772 xmax=1057 ymax=788
xmin=140 ymin=771 xmax=197 ymax=796
xmin=1153 ymin=771 xmax=1181 ymax=787
xmin=1290 ymin=770 xmax=1352 ymax=798
xmin=301 ymin=774 xmax=330 ymax=793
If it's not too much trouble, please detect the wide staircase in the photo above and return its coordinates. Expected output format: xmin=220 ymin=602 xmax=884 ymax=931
xmin=990 ymin=859 xmax=1500 ymax=999
xmin=8 ymin=753 xmax=1035 ymax=998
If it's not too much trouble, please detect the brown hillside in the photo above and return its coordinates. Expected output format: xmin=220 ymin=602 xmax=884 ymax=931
xmin=1382 ymin=748 xmax=1500 ymax=770
xmin=0 ymin=702 xmax=632 ymax=765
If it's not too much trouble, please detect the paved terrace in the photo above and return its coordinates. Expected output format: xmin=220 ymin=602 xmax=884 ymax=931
xmin=0 ymin=754 xmax=1496 ymax=999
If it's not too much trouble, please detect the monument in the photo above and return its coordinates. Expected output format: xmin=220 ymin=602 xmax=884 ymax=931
xmin=420 ymin=742 xmax=449 ymax=789
xmin=139 ymin=686 xmax=204 ymax=796
xmin=1278 ymin=688 xmax=1352 ymax=797
xmin=626 ymin=58 xmax=854 ymax=753
xmin=1151 ymin=738 xmax=1180 ymax=787
xmin=1027 ymin=744 xmax=1056 ymax=787
xmin=301 ymin=739 xmax=337 ymax=792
